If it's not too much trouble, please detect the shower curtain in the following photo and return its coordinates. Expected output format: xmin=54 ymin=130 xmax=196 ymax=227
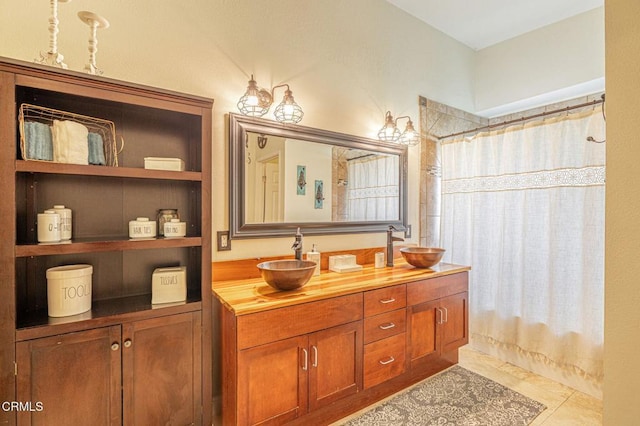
xmin=440 ymin=108 xmax=606 ymax=397
xmin=348 ymin=154 xmax=399 ymax=221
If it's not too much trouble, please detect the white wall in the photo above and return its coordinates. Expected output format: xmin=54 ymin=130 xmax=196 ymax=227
xmin=475 ymin=7 xmax=604 ymax=116
xmin=283 ymin=141 xmax=332 ymax=223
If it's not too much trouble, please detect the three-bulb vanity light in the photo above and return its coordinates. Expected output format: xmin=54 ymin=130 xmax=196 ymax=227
xmin=237 ymin=75 xmax=304 ymax=124
xmin=377 ymin=111 xmax=420 ymax=146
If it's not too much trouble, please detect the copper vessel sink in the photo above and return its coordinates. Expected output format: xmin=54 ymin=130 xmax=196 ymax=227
xmin=257 ymin=260 xmax=317 ymax=290
xmin=400 ymin=247 xmax=445 ymax=268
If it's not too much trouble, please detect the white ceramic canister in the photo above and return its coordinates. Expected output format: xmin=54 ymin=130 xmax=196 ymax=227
xmin=129 ymin=217 xmax=157 ymax=239
xmin=375 ymin=252 xmax=385 ymax=268
xmin=46 ymin=264 xmax=93 ymax=317
xmin=164 ymin=218 xmax=186 ymax=238
xmin=51 ymin=205 xmax=72 ymax=240
xmin=37 ymin=210 xmax=61 ymax=243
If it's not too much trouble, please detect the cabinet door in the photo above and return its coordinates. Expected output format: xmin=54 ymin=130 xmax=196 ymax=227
xmin=308 ymin=321 xmax=363 ymax=411
xmin=407 ymin=299 xmax=440 ymax=367
xmin=16 ymin=326 xmax=122 ymax=426
xmin=440 ymin=292 xmax=469 ymax=353
xmin=237 ymin=335 xmax=308 ymax=425
xmin=122 ymin=311 xmax=202 ymax=426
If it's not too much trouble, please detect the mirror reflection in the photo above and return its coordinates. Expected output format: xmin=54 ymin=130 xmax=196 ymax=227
xmin=244 ymin=132 xmax=400 ymax=224
xmin=229 ymin=113 xmax=407 ymax=238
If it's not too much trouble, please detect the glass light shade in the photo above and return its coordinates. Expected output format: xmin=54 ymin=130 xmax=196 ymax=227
xmin=274 ymin=89 xmax=304 ymax=124
xmin=237 ymin=76 xmax=272 ymax=117
xmin=399 ymin=120 xmax=420 ymax=146
xmin=378 ymin=111 xmax=401 ymax=142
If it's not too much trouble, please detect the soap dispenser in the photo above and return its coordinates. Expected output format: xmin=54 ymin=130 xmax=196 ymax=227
xmin=306 ymin=244 xmax=321 ymax=276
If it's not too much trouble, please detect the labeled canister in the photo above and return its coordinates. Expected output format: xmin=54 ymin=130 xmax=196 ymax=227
xmin=157 ymin=209 xmax=179 ymax=236
xmin=37 ymin=210 xmax=61 ymax=243
xmin=164 ymin=218 xmax=186 ymax=238
xmin=46 ymin=264 xmax=92 ymax=317
xmin=129 ymin=217 xmax=157 ymax=239
xmin=51 ymin=205 xmax=72 ymax=240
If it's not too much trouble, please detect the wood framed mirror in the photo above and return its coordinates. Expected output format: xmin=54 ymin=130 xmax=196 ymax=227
xmin=229 ymin=113 xmax=408 ymax=238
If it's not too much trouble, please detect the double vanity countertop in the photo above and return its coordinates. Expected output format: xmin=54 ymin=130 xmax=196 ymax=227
xmin=212 ymin=261 xmax=470 ymax=315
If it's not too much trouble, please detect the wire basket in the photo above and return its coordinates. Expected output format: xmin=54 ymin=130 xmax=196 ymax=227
xmin=18 ymin=103 xmax=123 ymax=167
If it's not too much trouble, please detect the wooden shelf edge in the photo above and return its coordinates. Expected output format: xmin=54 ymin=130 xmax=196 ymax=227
xmin=15 ymin=295 xmax=203 ymax=341
xmin=15 ymin=160 xmax=202 ymax=181
xmin=15 ymin=236 xmax=203 ymax=257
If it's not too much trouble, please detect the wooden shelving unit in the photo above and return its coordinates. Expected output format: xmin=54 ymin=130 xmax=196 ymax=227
xmin=0 ymin=57 xmax=212 ymax=426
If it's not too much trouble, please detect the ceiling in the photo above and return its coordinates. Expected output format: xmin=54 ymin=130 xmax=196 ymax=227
xmin=386 ymin=0 xmax=603 ymax=50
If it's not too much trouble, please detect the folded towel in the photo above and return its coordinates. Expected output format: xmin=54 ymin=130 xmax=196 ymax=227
xmin=88 ymin=132 xmax=106 ymax=165
xmin=52 ymin=120 xmax=89 ymax=165
xmin=23 ymin=121 xmax=53 ymax=161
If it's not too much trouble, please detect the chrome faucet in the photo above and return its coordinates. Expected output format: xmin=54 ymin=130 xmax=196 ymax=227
xmin=386 ymin=225 xmax=404 ymax=267
xmin=292 ymin=227 xmax=303 ymax=260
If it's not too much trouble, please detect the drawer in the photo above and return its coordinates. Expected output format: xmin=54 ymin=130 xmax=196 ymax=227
xmin=237 ymin=293 xmax=363 ymax=350
xmin=364 ymin=284 xmax=406 ymax=317
xmin=363 ymin=333 xmax=406 ymax=389
xmin=364 ymin=308 xmax=406 ymax=344
xmin=407 ymin=272 xmax=468 ymax=306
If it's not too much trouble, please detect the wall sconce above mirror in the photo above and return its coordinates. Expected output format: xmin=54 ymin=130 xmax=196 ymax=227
xmin=377 ymin=111 xmax=420 ymax=146
xmin=237 ymin=75 xmax=304 ymax=124
xmin=229 ymin=113 xmax=408 ymax=239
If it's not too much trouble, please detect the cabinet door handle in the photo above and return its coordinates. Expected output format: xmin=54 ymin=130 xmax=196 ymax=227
xmin=111 ymin=343 xmax=119 ymax=351
xmin=379 ymin=297 xmax=396 ymax=304
xmin=312 ymin=345 xmax=318 ymax=368
xmin=379 ymin=322 xmax=396 ymax=330
xmin=379 ymin=356 xmax=395 ymax=365
xmin=301 ymin=348 xmax=308 ymax=371
xmin=442 ymin=307 xmax=448 ymax=323
xmin=437 ymin=308 xmax=443 ymax=324
xmin=123 ymin=339 xmax=132 ymax=348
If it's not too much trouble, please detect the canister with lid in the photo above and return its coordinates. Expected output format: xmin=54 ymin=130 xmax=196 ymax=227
xmin=157 ymin=209 xmax=179 ymax=236
xmin=37 ymin=210 xmax=61 ymax=243
xmin=128 ymin=217 xmax=157 ymax=239
xmin=164 ymin=218 xmax=187 ymax=238
xmin=51 ymin=205 xmax=72 ymax=240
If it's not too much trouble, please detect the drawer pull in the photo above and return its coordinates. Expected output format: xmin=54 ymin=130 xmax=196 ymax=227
xmin=379 ymin=297 xmax=396 ymax=304
xmin=111 ymin=343 xmax=119 ymax=351
xmin=379 ymin=322 xmax=396 ymax=330
xmin=379 ymin=356 xmax=395 ymax=365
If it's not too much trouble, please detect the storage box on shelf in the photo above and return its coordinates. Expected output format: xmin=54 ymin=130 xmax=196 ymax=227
xmin=0 ymin=57 xmax=212 ymax=426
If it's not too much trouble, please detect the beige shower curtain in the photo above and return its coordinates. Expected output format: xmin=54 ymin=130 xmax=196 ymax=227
xmin=440 ymin=107 xmax=606 ymax=398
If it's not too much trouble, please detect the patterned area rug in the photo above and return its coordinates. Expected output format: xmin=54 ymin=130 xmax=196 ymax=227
xmin=343 ymin=365 xmax=546 ymax=426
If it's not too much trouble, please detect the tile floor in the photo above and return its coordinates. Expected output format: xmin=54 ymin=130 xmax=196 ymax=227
xmin=456 ymin=346 xmax=602 ymax=425
xmin=333 ymin=345 xmax=602 ymax=425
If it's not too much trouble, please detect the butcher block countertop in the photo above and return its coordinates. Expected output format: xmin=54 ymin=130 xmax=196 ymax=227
xmin=212 ymin=261 xmax=470 ymax=316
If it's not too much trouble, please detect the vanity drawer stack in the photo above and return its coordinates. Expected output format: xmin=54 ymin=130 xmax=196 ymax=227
xmin=362 ymin=284 xmax=407 ymax=389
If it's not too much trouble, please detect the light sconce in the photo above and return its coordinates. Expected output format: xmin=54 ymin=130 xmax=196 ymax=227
xmin=377 ymin=111 xmax=420 ymax=146
xmin=237 ymin=76 xmax=304 ymax=124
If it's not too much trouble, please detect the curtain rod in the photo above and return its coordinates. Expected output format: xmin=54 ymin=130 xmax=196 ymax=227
xmin=437 ymin=95 xmax=605 ymax=140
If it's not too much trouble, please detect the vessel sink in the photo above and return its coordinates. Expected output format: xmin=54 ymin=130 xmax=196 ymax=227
xmin=257 ymin=260 xmax=317 ymax=291
xmin=400 ymin=247 xmax=445 ymax=268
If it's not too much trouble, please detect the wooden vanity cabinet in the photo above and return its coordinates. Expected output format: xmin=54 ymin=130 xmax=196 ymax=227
xmin=407 ymin=273 xmax=469 ymax=370
xmin=0 ymin=58 xmax=212 ymax=426
xmin=224 ymin=294 xmax=363 ymax=425
xmin=216 ymin=268 xmax=469 ymax=426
